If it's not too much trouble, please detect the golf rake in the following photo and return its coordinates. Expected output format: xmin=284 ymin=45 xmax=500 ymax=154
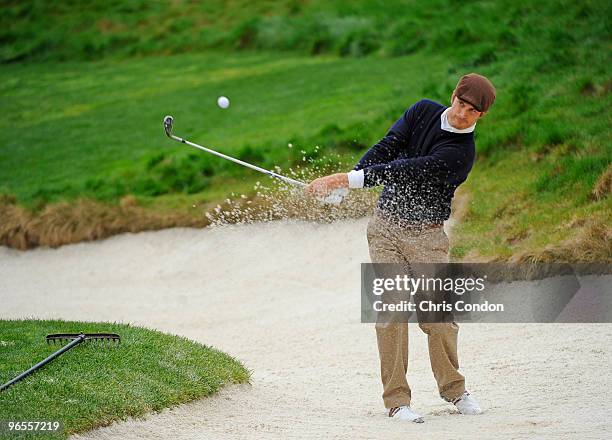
xmin=163 ymin=115 xmax=349 ymax=204
xmin=0 ymin=333 xmax=120 ymax=392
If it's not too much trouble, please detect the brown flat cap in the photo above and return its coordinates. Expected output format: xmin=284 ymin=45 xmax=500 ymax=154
xmin=453 ymin=73 xmax=496 ymax=112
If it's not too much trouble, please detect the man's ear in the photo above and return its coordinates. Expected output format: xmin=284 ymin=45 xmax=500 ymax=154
xmin=450 ymin=92 xmax=456 ymax=106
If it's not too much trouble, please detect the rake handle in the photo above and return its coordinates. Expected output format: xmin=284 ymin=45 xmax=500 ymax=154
xmin=0 ymin=334 xmax=85 ymax=392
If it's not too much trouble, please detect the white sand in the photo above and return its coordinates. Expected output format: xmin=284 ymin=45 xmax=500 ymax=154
xmin=1 ymin=219 xmax=611 ymax=439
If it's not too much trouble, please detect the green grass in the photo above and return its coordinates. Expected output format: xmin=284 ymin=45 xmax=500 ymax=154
xmin=0 ymin=0 xmax=610 ymax=259
xmin=2 ymin=0 xmax=610 ymax=63
xmin=451 ymin=150 xmax=611 ymax=261
xmin=0 ymin=319 xmax=250 ymax=440
xmin=0 ymin=51 xmax=441 ymax=205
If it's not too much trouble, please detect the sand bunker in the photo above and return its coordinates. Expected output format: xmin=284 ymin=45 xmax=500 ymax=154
xmin=1 ymin=219 xmax=610 ymax=439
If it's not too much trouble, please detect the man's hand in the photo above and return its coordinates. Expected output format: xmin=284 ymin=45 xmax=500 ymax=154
xmin=305 ymin=173 xmax=349 ymax=197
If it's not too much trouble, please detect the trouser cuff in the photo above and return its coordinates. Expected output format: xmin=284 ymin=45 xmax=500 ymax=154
xmin=384 ymin=397 xmax=411 ymax=409
xmin=441 ymin=387 xmax=466 ymax=403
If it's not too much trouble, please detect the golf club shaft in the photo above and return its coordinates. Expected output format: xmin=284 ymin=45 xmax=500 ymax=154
xmin=163 ymin=116 xmax=348 ymax=204
xmin=166 ymin=133 xmax=306 ymax=188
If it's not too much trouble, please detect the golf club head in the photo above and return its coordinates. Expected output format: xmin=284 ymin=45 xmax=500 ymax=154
xmin=163 ymin=115 xmax=174 ymax=137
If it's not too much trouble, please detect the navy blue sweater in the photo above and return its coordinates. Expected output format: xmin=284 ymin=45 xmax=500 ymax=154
xmin=355 ymin=99 xmax=476 ymax=224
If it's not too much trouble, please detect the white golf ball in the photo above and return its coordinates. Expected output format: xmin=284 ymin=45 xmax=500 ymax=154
xmin=217 ymin=96 xmax=230 ymax=109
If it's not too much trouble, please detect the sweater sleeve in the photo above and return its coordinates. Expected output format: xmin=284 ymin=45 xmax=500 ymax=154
xmin=353 ymin=101 xmax=421 ymax=172
xmin=362 ymin=145 xmax=469 ymax=188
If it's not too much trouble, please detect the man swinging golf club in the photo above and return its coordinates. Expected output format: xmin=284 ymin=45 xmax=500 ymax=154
xmin=306 ymin=73 xmax=496 ymax=422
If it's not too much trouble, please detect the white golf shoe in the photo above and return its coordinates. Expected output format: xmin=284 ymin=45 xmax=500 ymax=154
xmin=388 ymin=406 xmax=424 ymax=423
xmin=453 ymin=391 xmax=483 ymax=415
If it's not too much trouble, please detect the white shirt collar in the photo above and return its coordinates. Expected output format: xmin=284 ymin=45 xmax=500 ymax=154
xmin=440 ymin=107 xmax=476 ymax=133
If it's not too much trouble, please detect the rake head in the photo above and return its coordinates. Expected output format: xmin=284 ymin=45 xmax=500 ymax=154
xmin=45 ymin=333 xmax=121 ymax=345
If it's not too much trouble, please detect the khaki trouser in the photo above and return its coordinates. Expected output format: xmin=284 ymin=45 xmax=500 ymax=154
xmin=367 ymin=211 xmax=466 ymax=408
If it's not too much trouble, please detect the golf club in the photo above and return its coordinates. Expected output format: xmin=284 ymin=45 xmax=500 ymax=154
xmin=163 ymin=116 xmax=348 ymax=204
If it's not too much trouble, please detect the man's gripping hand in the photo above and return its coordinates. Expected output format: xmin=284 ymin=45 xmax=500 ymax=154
xmin=305 ymin=173 xmax=349 ymax=197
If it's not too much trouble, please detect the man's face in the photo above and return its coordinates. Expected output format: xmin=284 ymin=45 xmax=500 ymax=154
xmin=447 ymin=96 xmax=484 ymax=130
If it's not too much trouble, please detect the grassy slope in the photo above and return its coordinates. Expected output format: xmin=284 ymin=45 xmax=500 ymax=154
xmin=453 ymin=150 xmax=611 ymax=261
xmin=0 ymin=52 xmax=439 ymax=203
xmin=0 ymin=319 xmax=250 ymax=439
xmin=0 ymin=0 xmax=610 ymax=260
